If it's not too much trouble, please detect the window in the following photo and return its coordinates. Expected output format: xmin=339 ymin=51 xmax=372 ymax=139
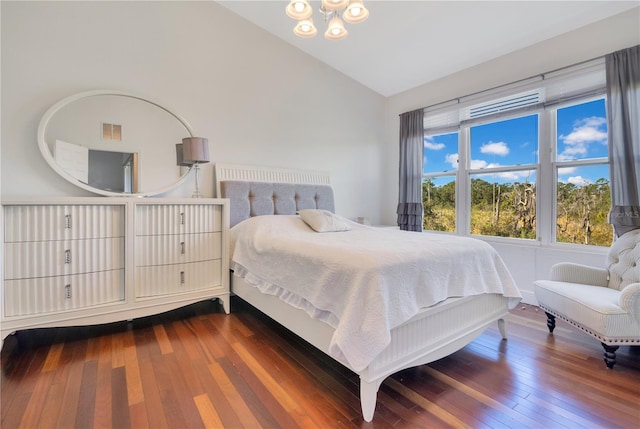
xmin=555 ymin=99 xmax=611 ymax=246
xmin=421 ymin=59 xmax=612 ymax=246
xmin=423 ymin=132 xmax=457 ymax=232
xmin=422 ymin=176 xmax=456 ymax=232
xmin=469 ymin=115 xmax=538 ymax=239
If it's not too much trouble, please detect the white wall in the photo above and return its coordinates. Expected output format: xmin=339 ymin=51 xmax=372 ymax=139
xmin=1 ymin=1 xmax=386 ymax=222
xmin=383 ymin=7 xmax=640 ymax=303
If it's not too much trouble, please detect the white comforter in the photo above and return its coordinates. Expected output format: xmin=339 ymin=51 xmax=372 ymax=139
xmin=230 ymin=215 xmax=522 ymax=372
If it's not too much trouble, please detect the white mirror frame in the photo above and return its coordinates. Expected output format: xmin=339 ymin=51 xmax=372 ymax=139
xmin=37 ymin=89 xmax=195 ymax=197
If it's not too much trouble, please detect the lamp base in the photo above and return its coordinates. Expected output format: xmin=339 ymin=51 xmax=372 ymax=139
xmin=192 ymin=164 xmax=204 ymax=198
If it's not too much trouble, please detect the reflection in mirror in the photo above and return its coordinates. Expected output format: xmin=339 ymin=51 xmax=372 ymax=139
xmin=54 ymin=140 xmax=139 ymax=193
xmin=88 ymin=149 xmax=138 ymax=193
xmin=40 ymin=91 xmax=194 ymax=196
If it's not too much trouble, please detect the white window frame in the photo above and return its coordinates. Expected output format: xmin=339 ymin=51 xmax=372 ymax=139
xmin=548 ymin=95 xmax=610 ymax=247
xmin=421 ymin=58 xmax=610 ymax=247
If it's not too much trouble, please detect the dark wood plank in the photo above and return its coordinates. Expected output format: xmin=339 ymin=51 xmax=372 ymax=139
xmin=111 ymin=366 xmax=132 ymax=429
xmin=152 ymin=358 xmax=189 ymax=428
xmin=217 ymin=356 xmax=282 ymax=428
xmin=17 ymin=370 xmax=53 ymax=429
xmin=74 ymin=359 xmax=98 ymax=429
xmin=36 ymin=375 xmax=65 ymax=429
xmin=162 ymin=353 xmax=206 ymax=429
xmin=93 ymin=336 xmax=113 ymax=429
xmin=138 ymin=359 xmax=169 ymax=429
xmin=206 ymin=360 xmax=263 ymax=428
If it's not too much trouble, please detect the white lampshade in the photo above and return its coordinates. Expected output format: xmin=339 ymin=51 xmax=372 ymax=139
xmin=286 ymin=0 xmax=312 ymax=20
xmin=294 ymin=18 xmax=318 ymax=38
xmin=325 ymin=17 xmax=348 ymax=40
xmin=321 ymin=0 xmax=349 ymax=11
xmin=182 ymin=137 xmax=210 ymax=164
xmin=343 ymin=0 xmax=369 ymax=24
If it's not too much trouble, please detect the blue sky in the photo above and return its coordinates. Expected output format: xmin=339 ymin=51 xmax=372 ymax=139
xmin=424 ymin=99 xmax=609 ymax=186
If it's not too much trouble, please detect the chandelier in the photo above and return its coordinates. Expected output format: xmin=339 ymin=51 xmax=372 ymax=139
xmin=286 ymin=0 xmax=369 ymax=40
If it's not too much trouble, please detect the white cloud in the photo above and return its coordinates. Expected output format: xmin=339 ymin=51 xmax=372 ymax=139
xmin=470 ymin=159 xmax=488 ymax=169
xmin=445 ymin=153 xmax=459 ymax=169
xmin=475 ymin=170 xmax=533 ymax=181
xmin=557 ymin=144 xmax=589 ymax=161
xmin=567 ymin=176 xmax=592 ymax=186
xmin=558 ymin=166 xmax=577 ymax=175
xmin=480 ymin=141 xmax=509 ymax=156
xmin=497 ymin=171 xmax=528 ymax=181
xmin=424 ymin=137 xmax=445 ymax=151
xmin=470 ymin=159 xmax=503 ymax=170
xmin=558 ymin=115 xmax=607 ymax=160
xmin=562 ymin=126 xmax=607 ymax=145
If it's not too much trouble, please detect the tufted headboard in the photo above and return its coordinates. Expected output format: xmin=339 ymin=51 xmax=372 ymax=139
xmin=215 ymin=164 xmax=335 ymax=227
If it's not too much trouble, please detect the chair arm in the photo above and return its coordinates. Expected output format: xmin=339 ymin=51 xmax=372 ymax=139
xmin=550 ymin=262 xmax=609 ymax=286
xmin=619 ymin=283 xmax=640 ymax=323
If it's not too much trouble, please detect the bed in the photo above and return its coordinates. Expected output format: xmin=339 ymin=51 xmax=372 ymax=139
xmin=215 ymin=163 xmax=522 ymax=422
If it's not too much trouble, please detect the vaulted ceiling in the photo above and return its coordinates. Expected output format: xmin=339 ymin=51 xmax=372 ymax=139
xmin=218 ymin=1 xmax=639 ymax=97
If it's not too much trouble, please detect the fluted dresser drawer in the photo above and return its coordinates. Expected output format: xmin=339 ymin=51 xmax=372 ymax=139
xmin=4 ymin=269 xmax=125 ymax=316
xmin=136 ymin=204 xmax=222 ymax=235
xmin=136 ymin=260 xmax=222 ymax=298
xmin=4 ymin=204 xmax=124 ymax=241
xmin=135 ymin=233 xmax=221 ymax=266
xmin=5 ymin=237 xmax=124 ymax=279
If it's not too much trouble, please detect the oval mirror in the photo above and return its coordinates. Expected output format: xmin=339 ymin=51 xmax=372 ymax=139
xmin=37 ymin=90 xmax=195 ymax=197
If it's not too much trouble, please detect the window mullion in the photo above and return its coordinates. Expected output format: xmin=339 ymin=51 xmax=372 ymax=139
xmin=457 ymin=127 xmax=470 ymax=235
xmin=538 ymin=110 xmax=554 ymax=245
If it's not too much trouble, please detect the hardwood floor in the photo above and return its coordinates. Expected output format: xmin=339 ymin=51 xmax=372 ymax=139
xmin=2 ymin=298 xmax=639 ymax=428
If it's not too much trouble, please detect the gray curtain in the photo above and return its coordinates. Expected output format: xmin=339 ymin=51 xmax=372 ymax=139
xmin=397 ymin=108 xmax=424 ymax=231
xmin=606 ymin=45 xmax=640 ymax=237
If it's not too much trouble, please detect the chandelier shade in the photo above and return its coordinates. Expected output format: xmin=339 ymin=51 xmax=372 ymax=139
xmin=294 ymin=18 xmax=318 ymax=38
xmin=325 ymin=17 xmax=348 ymax=40
xmin=343 ymin=0 xmax=369 ymax=24
xmin=321 ymin=0 xmax=350 ymax=11
xmin=286 ymin=1 xmax=313 ymax=20
xmin=286 ymin=0 xmax=369 ymax=40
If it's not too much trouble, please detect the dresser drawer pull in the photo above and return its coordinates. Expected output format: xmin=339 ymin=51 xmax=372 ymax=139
xmin=180 ymin=212 xmax=185 ymax=225
xmin=65 ymin=249 xmax=71 ymax=264
xmin=65 ymin=284 xmax=72 ymax=299
xmin=180 ymin=241 xmax=185 ymax=255
xmin=65 ymin=214 xmax=72 ymax=229
xmin=180 ymin=271 xmax=185 ymax=285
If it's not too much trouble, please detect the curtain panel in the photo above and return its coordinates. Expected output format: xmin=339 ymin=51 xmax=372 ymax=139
xmin=606 ymin=45 xmax=640 ymax=237
xmin=397 ymin=109 xmax=424 ymax=231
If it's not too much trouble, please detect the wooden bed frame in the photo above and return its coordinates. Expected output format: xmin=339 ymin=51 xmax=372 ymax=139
xmin=215 ymin=163 xmax=513 ymax=422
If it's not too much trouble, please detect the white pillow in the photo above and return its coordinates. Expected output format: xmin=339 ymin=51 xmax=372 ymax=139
xmin=297 ymin=209 xmax=351 ymax=233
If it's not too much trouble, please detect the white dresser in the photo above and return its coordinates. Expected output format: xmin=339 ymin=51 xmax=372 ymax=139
xmin=1 ymin=197 xmax=229 ymax=344
xmin=134 ymin=202 xmax=223 ymax=298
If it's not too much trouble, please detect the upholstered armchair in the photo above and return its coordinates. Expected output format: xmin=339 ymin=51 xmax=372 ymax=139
xmin=534 ymin=229 xmax=640 ymax=369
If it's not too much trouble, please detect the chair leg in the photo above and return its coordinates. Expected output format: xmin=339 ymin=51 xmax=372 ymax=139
xmin=602 ymin=343 xmax=619 ymax=369
xmin=544 ymin=312 xmax=556 ymax=333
